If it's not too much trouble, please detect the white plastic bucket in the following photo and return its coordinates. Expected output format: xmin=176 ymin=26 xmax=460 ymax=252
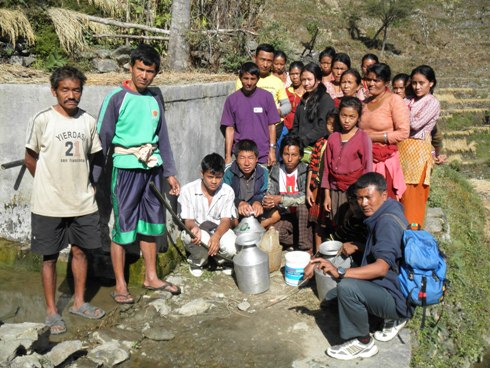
xmin=285 ymin=251 xmax=311 ymax=286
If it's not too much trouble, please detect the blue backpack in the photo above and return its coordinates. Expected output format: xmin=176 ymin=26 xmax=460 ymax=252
xmin=386 ymin=215 xmax=449 ymax=328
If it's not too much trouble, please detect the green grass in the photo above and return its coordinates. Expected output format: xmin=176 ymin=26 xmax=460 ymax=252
xmin=410 ymin=166 xmax=490 ymax=367
xmin=440 ymin=112 xmax=487 ymax=131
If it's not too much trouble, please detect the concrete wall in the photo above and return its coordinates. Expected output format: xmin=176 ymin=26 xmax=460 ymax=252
xmin=0 ymin=81 xmax=234 ymax=242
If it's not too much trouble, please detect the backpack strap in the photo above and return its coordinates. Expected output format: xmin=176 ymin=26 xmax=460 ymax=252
xmin=381 ymin=213 xmax=408 ymax=231
xmin=378 ymin=213 xmax=407 ymax=274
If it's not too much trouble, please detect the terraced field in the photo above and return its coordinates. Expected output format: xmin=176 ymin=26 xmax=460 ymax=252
xmin=437 ymin=81 xmax=490 ymax=179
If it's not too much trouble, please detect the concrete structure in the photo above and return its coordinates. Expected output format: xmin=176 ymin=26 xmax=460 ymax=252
xmin=0 ymin=81 xmax=234 ymax=243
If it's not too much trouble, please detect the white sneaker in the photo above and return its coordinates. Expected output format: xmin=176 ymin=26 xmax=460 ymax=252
xmin=326 ymin=338 xmax=378 ymax=360
xmin=374 ymin=319 xmax=407 ymax=342
xmin=189 ymin=264 xmax=203 ymax=278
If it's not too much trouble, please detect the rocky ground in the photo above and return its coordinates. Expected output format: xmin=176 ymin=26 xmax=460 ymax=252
xmin=0 ymin=241 xmax=417 ymax=368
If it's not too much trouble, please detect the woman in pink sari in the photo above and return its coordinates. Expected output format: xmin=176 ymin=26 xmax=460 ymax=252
xmin=359 ymin=63 xmax=409 ymax=200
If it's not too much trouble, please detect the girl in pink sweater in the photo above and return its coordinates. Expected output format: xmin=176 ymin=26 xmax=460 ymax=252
xmin=321 ymin=97 xmax=373 ymax=224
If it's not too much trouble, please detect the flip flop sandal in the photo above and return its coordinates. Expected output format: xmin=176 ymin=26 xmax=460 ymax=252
xmin=143 ymin=281 xmax=181 ymax=295
xmin=69 ymin=303 xmax=106 ymax=320
xmin=45 ymin=313 xmax=67 ymax=335
xmin=111 ymin=292 xmax=135 ymax=305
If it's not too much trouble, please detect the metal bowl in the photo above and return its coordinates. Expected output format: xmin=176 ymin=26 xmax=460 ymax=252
xmin=319 ymin=240 xmax=343 ymax=256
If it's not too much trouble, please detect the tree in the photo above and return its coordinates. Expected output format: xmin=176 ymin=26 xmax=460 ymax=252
xmin=364 ymin=0 xmax=415 ymax=54
xmin=167 ymin=0 xmax=191 ymax=71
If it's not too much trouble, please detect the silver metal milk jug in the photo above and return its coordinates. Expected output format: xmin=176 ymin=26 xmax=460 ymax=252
xmin=233 ymin=236 xmax=270 ymax=294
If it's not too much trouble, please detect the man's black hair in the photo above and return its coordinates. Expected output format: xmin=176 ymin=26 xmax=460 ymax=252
xmin=239 ymin=62 xmax=260 ymax=78
xmin=255 ymin=43 xmax=275 ymax=56
xmin=234 ymin=139 xmax=259 ymax=157
xmin=201 ymin=153 xmax=225 ymax=174
xmin=354 ymin=172 xmax=387 ymax=193
xmin=50 ymin=66 xmax=87 ymax=91
xmin=130 ymin=43 xmax=161 ymax=72
xmin=280 ymin=135 xmax=303 ymax=156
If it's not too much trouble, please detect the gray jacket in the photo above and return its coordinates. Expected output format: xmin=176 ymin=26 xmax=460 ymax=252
xmin=268 ymin=161 xmax=307 ymax=208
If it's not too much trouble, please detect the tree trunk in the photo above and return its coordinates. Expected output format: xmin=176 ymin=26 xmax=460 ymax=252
xmin=168 ymin=0 xmax=191 ymax=71
xmin=381 ymin=26 xmax=388 ymax=55
xmin=372 ymin=24 xmax=384 ymax=42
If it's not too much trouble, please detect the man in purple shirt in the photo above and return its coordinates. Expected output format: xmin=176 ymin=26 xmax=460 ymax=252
xmin=221 ymin=62 xmax=280 ymax=166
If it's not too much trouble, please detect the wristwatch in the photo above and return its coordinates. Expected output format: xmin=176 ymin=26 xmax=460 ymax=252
xmin=337 ymin=267 xmax=346 ymax=279
xmin=270 ymin=143 xmax=277 ymax=149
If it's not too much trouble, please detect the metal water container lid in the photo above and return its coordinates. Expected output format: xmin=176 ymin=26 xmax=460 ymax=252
xmin=234 ymin=216 xmax=265 ymax=238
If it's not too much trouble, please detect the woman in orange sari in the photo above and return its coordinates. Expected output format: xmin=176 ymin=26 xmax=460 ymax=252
xmin=399 ymin=65 xmax=441 ymax=226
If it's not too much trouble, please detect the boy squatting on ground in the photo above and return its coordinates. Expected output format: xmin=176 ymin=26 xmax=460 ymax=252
xmin=223 ymin=139 xmax=268 ymax=225
xmin=178 ymin=153 xmax=237 ymax=277
xmin=95 ymin=44 xmax=181 ymax=304
xmin=25 ymin=66 xmax=105 ymax=335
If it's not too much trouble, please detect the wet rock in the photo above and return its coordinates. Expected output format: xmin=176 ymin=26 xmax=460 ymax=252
xmin=142 ymin=325 xmax=175 ymax=341
xmin=91 ymin=329 xmax=140 ymax=349
xmin=145 ymin=290 xmax=172 ymax=300
xmin=10 ymin=353 xmax=48 ymax=368
xmin=149 ymin=299 xmax=172 ymax=316
xmin=175 ymin=298 xmax=212 ymax=316
xmin=132 ymin=305 xmax=159 ymax=322
xmin=87 ymin=342 xmax=129 ymax=367
xmin=66 ymin=356 xmax=102 ymax=368
xmin=45 ymin=340 xmax=83 ymax=366
xmin=0 ymin=322 xmax=50 ymax=360
xmin=237 ymin=301 xmax=250 ymax=311
xmin=0 ymin=340 xmax=21 ymax=364
xmin=93 ymin=59 xmax=119 ymax=73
